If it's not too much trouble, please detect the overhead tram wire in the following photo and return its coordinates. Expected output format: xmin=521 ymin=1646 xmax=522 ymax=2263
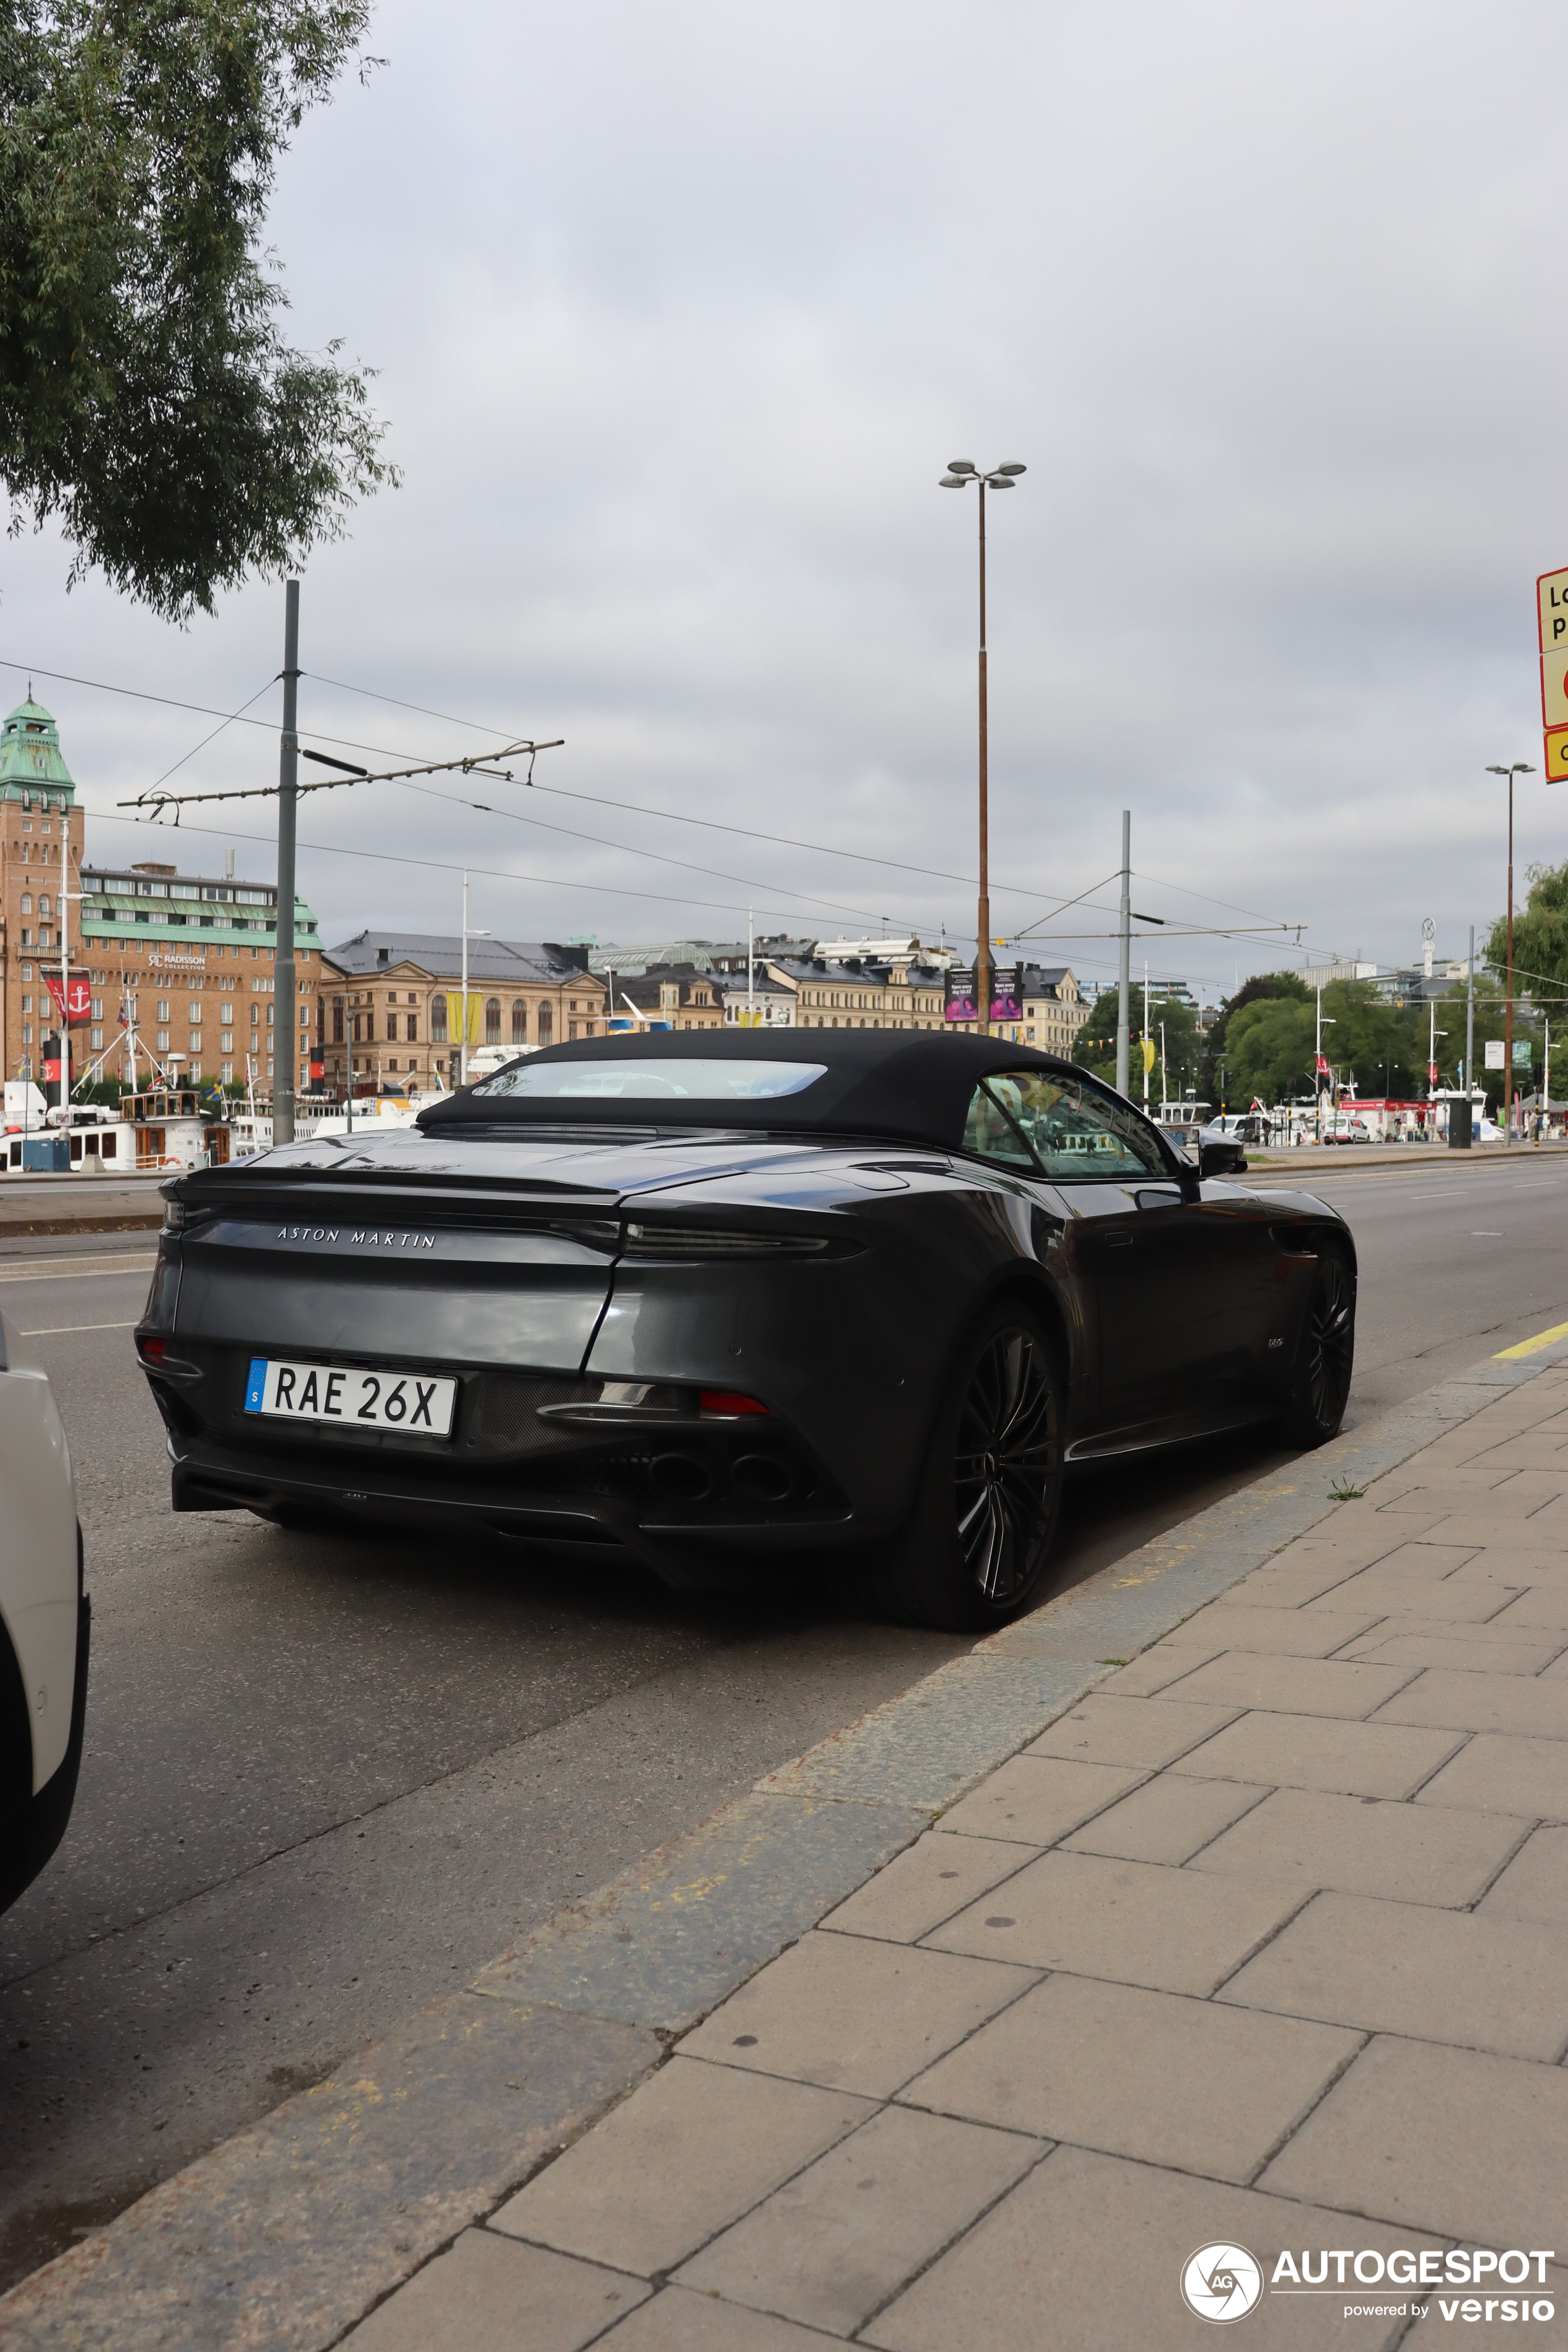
xmin=1 ymin=655 xmax=1183 ymax=923
xmin=9 ymin=654 xmax=1314 ymax=946
xmin=122 ymin=751 xmax=943 ymax=937
xmin=84 ymin=805 xmax=931 ymax=928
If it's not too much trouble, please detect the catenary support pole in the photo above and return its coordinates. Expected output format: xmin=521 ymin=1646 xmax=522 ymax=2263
xmin=1116 ymin=810 xmax=1131 ymax=1098
xmin=1505 ymin=772 xmax=1515 ymax=1148
xmin=273 ymin=580 xmax=300 ymax=1146
xmin=976 ymin=480 xmax=990 ymax=1040
xmin=1467 ymin=924 xmax=1475 ymax=1107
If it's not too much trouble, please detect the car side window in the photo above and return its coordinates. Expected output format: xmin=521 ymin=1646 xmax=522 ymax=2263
xmin=962 ymin=1071 xmax=1169 ymax=1180
xmin=961 ymin=1078 xmax=1038 ymax=1170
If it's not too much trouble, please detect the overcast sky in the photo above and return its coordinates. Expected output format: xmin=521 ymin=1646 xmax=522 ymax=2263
xmin=6 ymin=0 xmax=1567 ymax=999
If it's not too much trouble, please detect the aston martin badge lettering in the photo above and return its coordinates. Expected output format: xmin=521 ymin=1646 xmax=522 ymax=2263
xmin=275 ymin=1227 xmax=436 ymax=1249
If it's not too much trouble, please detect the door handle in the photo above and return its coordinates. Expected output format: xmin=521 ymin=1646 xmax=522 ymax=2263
xmin=1104 ymin=1231 xmax=1133 ymax=1248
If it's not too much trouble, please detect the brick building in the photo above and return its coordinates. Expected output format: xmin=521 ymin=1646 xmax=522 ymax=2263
xmin=1 ymin=694 xmax=322 ymax=1095
xmin=321 ymin=932 xmax=607 ymax=1094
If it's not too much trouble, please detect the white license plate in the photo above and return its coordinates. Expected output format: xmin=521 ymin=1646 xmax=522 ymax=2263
xmin=244 ymin=1357 xmax=456 ymax=1437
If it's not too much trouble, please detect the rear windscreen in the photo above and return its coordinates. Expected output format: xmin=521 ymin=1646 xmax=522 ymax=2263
xmin=470 ymin=1059 xmax=828 ymax=1101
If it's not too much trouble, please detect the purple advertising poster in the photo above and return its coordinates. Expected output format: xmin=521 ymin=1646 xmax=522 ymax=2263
xmin=945 ymin=966 xmax=977 ymax=1022
xmin=990 ymin=964 xmax=1022 ymax=1023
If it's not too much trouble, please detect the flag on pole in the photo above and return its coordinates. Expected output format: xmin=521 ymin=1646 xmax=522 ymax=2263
xmin=1314 ymin=1053 xmax=1330 ymax=1077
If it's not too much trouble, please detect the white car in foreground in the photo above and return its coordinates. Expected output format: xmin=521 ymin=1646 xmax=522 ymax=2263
xmin=0 ymin=1307 xmax=88 ymax=1910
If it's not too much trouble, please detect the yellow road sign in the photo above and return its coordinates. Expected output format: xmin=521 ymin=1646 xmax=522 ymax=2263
xmin=1542 ymin=653 xmax=1568 ymax=728
xmin=1540 ymin=565 xmax=1568 ymax=654
xmin=1545 ymin=724 xmax=1568 ymax=785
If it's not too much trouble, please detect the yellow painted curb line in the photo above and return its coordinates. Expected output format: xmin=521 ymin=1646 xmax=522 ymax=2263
xmin=1495 ymin=1319 xmax=1568 ymax=1360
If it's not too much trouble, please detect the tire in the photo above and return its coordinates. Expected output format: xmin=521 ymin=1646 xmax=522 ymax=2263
xmin=872 ymin=1304 xmax=1064 ymax=1632
xmin=1278 ymin=1246 xmax=1356 ymax=1447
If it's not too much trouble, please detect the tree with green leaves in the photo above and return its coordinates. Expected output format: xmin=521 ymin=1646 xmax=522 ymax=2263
xmin=1483 ymin=859 xmax=1568 ymax=1014
xmin=0 ymin=1 xmax=395 ymax=620
xmin=1072 ymin=983 xmax=1202 ymax=1103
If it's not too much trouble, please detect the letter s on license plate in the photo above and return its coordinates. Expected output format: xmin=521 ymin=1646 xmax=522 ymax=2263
xmin=244 ymin=1357 xmax=456 ymax=1437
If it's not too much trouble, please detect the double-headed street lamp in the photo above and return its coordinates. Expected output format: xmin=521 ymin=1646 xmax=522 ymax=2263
xmin=940 ymin=459 xmax=1026 ymax=1036
xmin=1485 ymin=761 xmax=1536 ymax=1145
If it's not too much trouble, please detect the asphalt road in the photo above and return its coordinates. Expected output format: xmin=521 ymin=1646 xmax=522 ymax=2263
xmin=1 ymin=1154 xmax=1566 ymax=2289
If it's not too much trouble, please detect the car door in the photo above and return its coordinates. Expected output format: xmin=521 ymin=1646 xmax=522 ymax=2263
xmin=965 ymin=1070 xmax=1269 ymax=1438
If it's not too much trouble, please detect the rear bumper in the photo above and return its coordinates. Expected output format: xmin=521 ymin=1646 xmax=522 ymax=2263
xmin=167 ymin=1440 xmax=862 ymax=1588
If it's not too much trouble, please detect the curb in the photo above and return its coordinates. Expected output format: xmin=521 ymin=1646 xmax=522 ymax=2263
xmin=6 ymin=1338 xmax=1566 ymax=2348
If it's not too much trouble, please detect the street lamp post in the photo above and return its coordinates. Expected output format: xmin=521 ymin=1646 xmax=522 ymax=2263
xmin=460 ymin=871 xmax=490 ymax=1089
xmin=1485 ymin=763 xmax=1536 ymax=1147
xmin=939 ymin=459 xmax=1027 ymax=1036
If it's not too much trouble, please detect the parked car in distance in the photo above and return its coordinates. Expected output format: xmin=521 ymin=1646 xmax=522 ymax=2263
xmin=137 ymin=1033 xmax=1357 ymax=1633
xmin=0 ymin=1309 xmax=88 ymax=1911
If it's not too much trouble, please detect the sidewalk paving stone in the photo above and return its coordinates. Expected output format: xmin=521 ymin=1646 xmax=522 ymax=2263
xmin=1477 ymin=1824 xmax=1568 ymax=1920
xmin=673 ymin=2103 xmax=1038 ymax=2336
xmin=677 ymin=1932 xmax=1036 ymax=2097
xmin=861 ymin=2145 xmax=1439 ymax=2352
xmin=819 ymin=1831 xmax=1029 ymax=1945
xmin=933 ymin=1753 xmax=1146 ymax=1844
xmin=1371 ymin=1665 xmax=1568 ymax=1737
xmin=490 ymin=2058 xmax=875 ymax=2277
xmin=1303 ymin=1570 xmax=1517 ymax=1622
xmin=1216 ymin=1888 xmax=1568 ymax=2057
xmin=1153 ymin=1652 xmax=1419 ymax=1718
xmin=923 ymin=1848 xmax=1304 ymax=1995
xmin=1261 ymin=2034 xmax=1568 ymax=2252
xmin=1023 ymin=1691 xmax=1241 ymax=1767
xmin=1090 ymin=1644 xmax=1224 ymax=1695
xmin=593 ymin=2288 xmax=843 ymax=2350
xmin=340 ymin=2231 xmax=651 ymax=2352
xmin=1338 ymin=1628 xmax=1567 ymax=1674
xmin=1412 ymin=1729 xmax=1568 ymax=1818
xmin=1187 ymin=1785 xmax=1527 ymax=1905
xmin=901 ymin=1972 xmax=1359 ymax=2183
xmin=1161 ymin=1604 xmax=1383 ymax=1656
xmin=1175 ymin=1709 xmax=1466 ymax=1797
xmin=1059 ymin=1770 xmax=1270 ymax=1864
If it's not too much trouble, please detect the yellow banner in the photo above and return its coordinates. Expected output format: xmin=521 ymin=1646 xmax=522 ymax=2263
xmin=1141 ymin=1037 xmax=1156 ymax=1074
xmin=451 ymin=990 xmax=484 ymax=1044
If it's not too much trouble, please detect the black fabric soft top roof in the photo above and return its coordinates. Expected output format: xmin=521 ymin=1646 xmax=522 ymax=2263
xmin=417 ymin=1028 xmax=1080 ymax=1150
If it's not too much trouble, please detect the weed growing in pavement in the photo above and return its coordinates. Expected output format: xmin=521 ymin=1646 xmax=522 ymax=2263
xmin=1328 ymin=1483 xmax=1367 ymax=1501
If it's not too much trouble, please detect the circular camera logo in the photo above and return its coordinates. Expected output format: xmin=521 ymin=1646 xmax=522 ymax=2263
xmin=1180 ymin=2243 xmax=1263 ymax=2324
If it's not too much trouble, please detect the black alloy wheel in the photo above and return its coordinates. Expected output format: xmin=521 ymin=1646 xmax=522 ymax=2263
xmin=875 ymin=1305 xmax=1063 ymax=1631
xmin=1280 ymin=1247 xmax=1356 ymax=1446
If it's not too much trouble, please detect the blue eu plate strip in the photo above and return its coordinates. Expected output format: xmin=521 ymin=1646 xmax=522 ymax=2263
xmin=244 ymin=1359 xmax=269 ymax=1413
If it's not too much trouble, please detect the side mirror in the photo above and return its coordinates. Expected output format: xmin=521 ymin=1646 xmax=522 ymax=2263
xmin=1199 ymin=1140 xmax=1247 ymax=1178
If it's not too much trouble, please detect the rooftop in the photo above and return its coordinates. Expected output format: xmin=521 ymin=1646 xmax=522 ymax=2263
xmin=1 ymin=696 xmax=75 ymax=799
xmin=327 ymin=931 xmax=595 ymax=984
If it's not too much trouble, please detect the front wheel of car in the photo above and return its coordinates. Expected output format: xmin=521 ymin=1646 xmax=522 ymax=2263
xmin=873 ymin=1305 xmax=1064 ymax=1632
xmin=1278 ymin=1248 xmax=1356 ymax=1447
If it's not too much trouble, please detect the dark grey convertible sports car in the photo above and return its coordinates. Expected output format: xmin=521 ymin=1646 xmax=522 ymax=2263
xmin=136 ymin=1033 xmax=1355 ymax=1630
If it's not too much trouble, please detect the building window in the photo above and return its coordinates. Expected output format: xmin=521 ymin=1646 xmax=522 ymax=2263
xmin=405 ymin=1013 xmax=417 ymax=1042
xmin=432 ymin=995 xmax=448 ymax=1042
xmin=20 ymin=1024 xmax=31 ymax=1045
xmin=157 ymin=1029 xmax=170 ymax=1050
xmin=221 ymin=1005 xmax=233 ymax=1029
xmin=485 ymin=997 xmax=501 ymax=1043
xmin=538 ymin=1004 xmax=553 ymax=1048
xmin=222 ymin=1062 xmax=233 ymax=1083
xmin=332 ymin=1003 xmax=344 ymax=1043
xmin=511 ymin=998 xmax=527 ymax=1043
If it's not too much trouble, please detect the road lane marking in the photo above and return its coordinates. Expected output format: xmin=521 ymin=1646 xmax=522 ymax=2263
xmin=19 ymin=1320 xmax=139 ymax=1336
xmin=1496 ymin=1319 xmax=1568 ymax=1359
xmin=0 ymin=1256 xmax=157 ymax=1283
